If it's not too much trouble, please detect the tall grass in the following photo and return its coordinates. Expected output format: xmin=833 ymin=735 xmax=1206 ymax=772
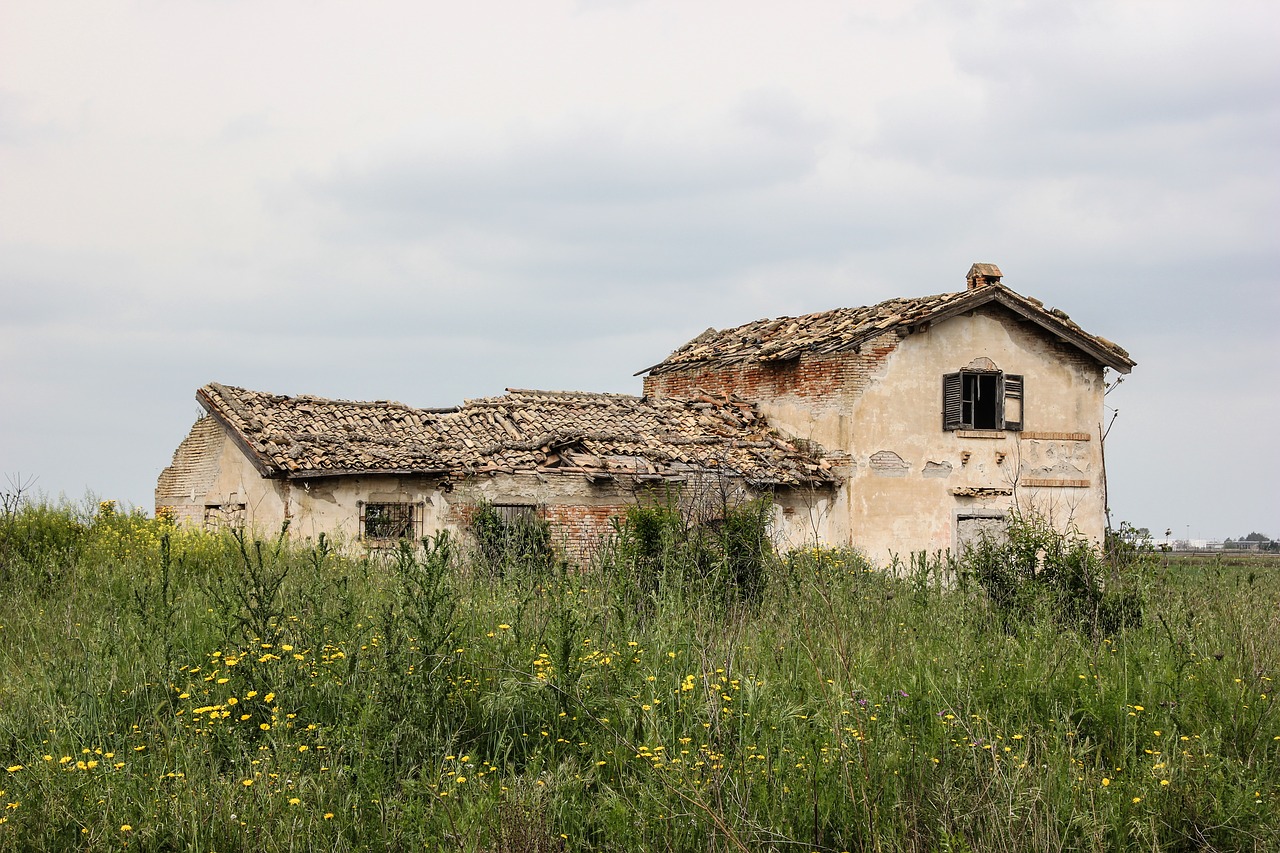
xmin=0 ymin=498 xmax=1276 ymax=851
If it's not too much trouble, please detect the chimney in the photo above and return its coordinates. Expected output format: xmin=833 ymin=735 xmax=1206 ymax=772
xmin=966 ymin=263 xmax=1003 ymax=290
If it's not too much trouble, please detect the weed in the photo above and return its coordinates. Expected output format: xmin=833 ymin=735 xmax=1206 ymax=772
xmin=0 ymin=498 xmax=1274 ymax=851
xmin=961 ymin=511 xmax=1146 ymax=636
xmin=471 ymin=501 xmax=556 ymax=579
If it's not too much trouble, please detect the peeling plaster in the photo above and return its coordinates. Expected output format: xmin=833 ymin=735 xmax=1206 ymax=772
xmin=922 ymin=460 xmax=953 ymax=478
xmin=869 ymin=450 xmax=910 ymax=477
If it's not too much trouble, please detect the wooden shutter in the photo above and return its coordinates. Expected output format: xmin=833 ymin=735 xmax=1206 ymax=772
xmin=1002 ymin=374 xmax=1024 ymax=431
xmin=942 ymin=372 xmax=963 ymax=430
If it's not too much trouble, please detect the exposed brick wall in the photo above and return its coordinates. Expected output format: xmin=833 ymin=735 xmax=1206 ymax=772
xmin=542 ymin=503 xmax=629 ymax=564
xmin=444 ymin=488 xmax=627 ymax=565
xmin=643 ymin=332 xmax=902 ymax=415
xmin=155 ymin=416 xmax=225 ymax=522
xmin=446 ymin=501 xmax=480 ymax=530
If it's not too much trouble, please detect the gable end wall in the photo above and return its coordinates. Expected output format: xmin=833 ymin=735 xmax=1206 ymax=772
xmin=644 ymin=308 xmax=1111 ymax=565
xmin=155 ymin=416 xmax=226 ymax=526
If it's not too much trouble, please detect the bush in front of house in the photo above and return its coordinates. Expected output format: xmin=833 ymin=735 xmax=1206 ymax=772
xmin=960 ymin=510 xmax=1146 ymax=636
xmin=469 ymin=500 xmax=556 ymax=579
xmin=602 ymin=494 xmax=774 ymax=611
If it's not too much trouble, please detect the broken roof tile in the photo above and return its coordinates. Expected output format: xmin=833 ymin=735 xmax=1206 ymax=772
xmin=197 ymin=383 xmax=836 ymax=487
xmin=639 ymin=284 xmax=1133 ymax=376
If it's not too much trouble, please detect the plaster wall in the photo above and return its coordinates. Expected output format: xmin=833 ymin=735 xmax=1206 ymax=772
xmin=155 ymin=416 xmax=289 ymax=530
xmin=771 ymin=485 xmax=846 ymax=551
xmin=645 ymin=305 xmax=1108 ymax=566
xmin=156 ymin=418 xmax=833 ymax=562
xmin=842 ymin=306 xmax=1107 ymax=565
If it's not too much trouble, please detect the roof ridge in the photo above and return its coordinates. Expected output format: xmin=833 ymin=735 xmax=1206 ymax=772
xmin=639 ymin=283 xmax=1133 ymax=376
xmin=208 ymin=383 xmax=421 ymax=411
xmin=461 ymin=389 xmax=644 ymax=406
xmin=502 ymin=388 xmax=641 ymax=399
xmin=729 ymin=290 xmax=959 ymax=327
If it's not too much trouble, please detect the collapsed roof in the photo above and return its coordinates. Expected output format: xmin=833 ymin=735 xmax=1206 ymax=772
xmin=197 ymin=383 xmax=836 ymax=487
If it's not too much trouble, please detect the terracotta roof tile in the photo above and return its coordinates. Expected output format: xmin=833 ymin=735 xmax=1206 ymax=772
xmin=640 ymin=284 xmax=1133 ymax=375
xmin=198 ymin=383 xmax=836 ymax=487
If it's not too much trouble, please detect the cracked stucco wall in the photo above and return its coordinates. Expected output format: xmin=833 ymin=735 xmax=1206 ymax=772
xmin=646 ymin=303 xmax=1108 ymax=567
xmin=156 ymin=418 xmax=836 ymax=560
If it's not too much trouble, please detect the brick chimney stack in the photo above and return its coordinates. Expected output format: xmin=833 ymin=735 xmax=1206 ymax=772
xmin=966 ymin=263 xmax=1003 ymax=290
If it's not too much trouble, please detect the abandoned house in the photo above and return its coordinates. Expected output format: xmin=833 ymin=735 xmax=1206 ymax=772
xmin=155 ymin=385 xmax=838 ymax=562
xmin=157 ymin=263 xmax=1133 ymax=565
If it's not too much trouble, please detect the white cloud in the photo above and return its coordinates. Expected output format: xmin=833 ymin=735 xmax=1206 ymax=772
xmin=1 ymin=0 xmax=1277 ymax=534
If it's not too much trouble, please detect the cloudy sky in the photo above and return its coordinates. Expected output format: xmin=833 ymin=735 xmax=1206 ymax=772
xmin=2 ymin=0 xmax=1277 ymax=540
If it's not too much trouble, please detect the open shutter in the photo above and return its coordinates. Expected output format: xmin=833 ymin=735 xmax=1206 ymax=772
xmin=942 ymin=372 xmax=963 ymax=430
xmin=1002 ymin=374 xmax=1024 ymax=431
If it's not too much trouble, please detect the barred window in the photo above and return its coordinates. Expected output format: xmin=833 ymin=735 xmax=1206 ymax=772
xmin=490 ymin=503 xmax=539 ymax=524
xmin=361 ymin=502 xmax=419 ymax=541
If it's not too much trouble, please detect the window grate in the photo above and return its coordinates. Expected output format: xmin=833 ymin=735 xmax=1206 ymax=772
xmin=363 ymin=502 xmax=417 ymax=541
xmin=491 ymin=504 xmax=538 ymax=524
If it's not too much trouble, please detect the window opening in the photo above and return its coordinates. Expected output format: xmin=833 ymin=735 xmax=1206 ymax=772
xmin=956 ymin=514 xmax=1009 ymax=554
xmin=944 ymin=370 xmax=1023 ymax=431
xmin=362 ymin=502 xmax=417 ymax=541
xmin=204 ymin=503 xmax=246 ymax=530
xmin=965 ymin=373 xmax=1000 ymax=430
xmin=491 ymin=503 xmax=539 ymax=524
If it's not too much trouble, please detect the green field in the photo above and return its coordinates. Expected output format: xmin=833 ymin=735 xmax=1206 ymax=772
xmin=1 ymin=500 xmax=1276 ymax=852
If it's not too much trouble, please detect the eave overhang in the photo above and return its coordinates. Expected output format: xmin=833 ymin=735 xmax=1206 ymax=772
xmin=196 ymin=385 xmax=281 ymax=479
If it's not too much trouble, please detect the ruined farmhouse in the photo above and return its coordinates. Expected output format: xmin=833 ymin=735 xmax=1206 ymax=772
xmin=157 ymin=264 xmax=1133 ymax=565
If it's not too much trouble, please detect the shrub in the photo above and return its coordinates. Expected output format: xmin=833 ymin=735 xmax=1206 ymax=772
xmin=608 ymin=499 xmax=682 ymax=603
xmin=603 ymin=492 xmax=775 ymax=609
xmin=0 ymin=498 xmax=88 ymax=590
xmin=470 ymin=500 xmax=555 ymax=578
xmin=712 ymin=497 xmax=773 ymax=605
xmin=960 ymin=512 xmax=1144 ymax=635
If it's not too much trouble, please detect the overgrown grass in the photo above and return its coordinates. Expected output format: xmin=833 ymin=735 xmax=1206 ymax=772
xmin=0 ymin=499 xmax=1276 ymax=851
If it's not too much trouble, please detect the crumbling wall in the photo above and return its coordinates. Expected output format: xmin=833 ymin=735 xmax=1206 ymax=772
xmin=155 ymin=416 xmax=290 ymax=534
xmin=155 ymin=416 xmax=225 ymax=526
xmin=645 ymin=304 xmax=1110 ymax=566
xmin=841 ymin=305 xmax=1108 ymax=564
xmin=644 ymin=332 xmax=901 ymax=418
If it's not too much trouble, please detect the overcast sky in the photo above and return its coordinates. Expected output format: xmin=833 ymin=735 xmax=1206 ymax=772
xmin=2 ymin=0 xmax=1277 ymax=541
